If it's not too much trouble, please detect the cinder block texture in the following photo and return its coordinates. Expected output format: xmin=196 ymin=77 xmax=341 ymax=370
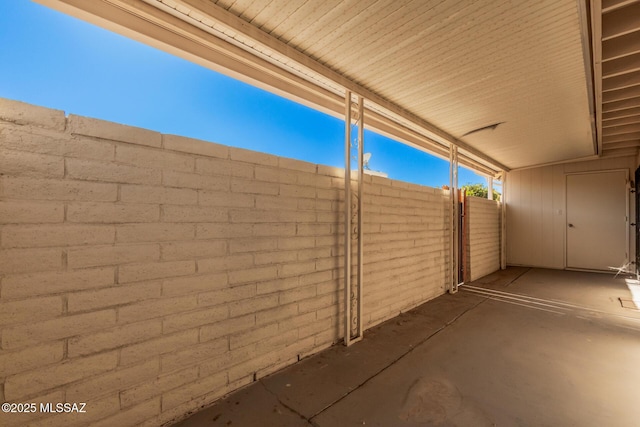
xmin=0 ymin=98 xmax=458 ymax=426
xmin=0 ymin=98 xmax=66 ymax=131
xmin=362 ymin=179 xmax=450 ymax=327
xmin=467 ymin=197 xmax=501 ymax=281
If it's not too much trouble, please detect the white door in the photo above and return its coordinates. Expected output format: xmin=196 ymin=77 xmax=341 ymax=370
xmin=566 ymin=171 xmax=628 ymax=271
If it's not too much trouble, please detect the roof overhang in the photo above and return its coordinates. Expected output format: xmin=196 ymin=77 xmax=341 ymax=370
xmin=597 ymin=0 xmax=640 ymax=158
xmin=36 ymin=0 xmax=624 ymax=175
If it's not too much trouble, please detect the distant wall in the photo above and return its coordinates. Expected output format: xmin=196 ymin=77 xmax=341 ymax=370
xmin=506 ymin=157 xmax=636 ymax=269
xmin=466 ymin=197 xmax=501 ymax=281
xmin=0 ymin=98 xmax=450 ymax=426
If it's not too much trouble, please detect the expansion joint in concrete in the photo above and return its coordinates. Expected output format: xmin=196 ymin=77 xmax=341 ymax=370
xmin=259 ymin=381 xmax=315 ymax=426
xmin=307 ymin=297 xmax=487 ymax=423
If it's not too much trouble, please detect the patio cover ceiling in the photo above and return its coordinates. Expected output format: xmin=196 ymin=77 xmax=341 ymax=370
xmin=36 ymin=0 xmax=637 ymax=175
xmin=599 ymin=0 xmax=640 ymax=157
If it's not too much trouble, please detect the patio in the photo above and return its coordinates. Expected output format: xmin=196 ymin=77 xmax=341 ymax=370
xmin=175 ymin=267 xmax=640 ymax=426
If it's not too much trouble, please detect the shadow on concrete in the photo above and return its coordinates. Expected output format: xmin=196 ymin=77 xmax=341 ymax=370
xmin=173 ymin=267 xmax=640 ymax=427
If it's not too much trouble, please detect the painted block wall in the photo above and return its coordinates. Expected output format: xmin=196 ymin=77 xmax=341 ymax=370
xmin=0 ymin=98 xmax=450 ymax=426
xmin=466 ymin=197 xmax=500 ymax=282
xmin=363 ymin=176 xmax=449 ymax=327
xmin=506 ymin=156 xmax=636 ymax=269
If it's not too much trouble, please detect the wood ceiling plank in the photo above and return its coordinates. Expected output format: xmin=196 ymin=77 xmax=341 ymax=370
xmin=603 ymin=131 xmax=640 ymax=143
xmin=602 ymin=83 xmax=640 ymax=103
xmin=292 ymin=0 xmax=399 ymax=59
xmin=42 ymin=0 xmax=593 ymax=169
xmin=269 ymin=1 xmax=343 ymax=44
xmin=602 ymin=69 xmax=640 ymax=91
xmin=171 ymin=0 xmax=511 ymax=170
xmin=372 ymin=29 xmax=584 ymax=105
xmin=602 ymin=0 xmax=640 ymax=13
xmin=286 ymin=1 xmax=375 ymax=56
xmin=600 ymin=146 xmax=640 ymax=158
xmin=602 ymin=96 xmax=640 ymax=112
xmin=324 ymin=0 xmax=462 ymax=71
xmin=602 ymin=140 xmax=640 ymax=150
xmin=602 ymin=115 xmax=640 ymax=127
xmin=603 ymin=122 xmax=640 ymax=135
xmin=187 ymin=0 xmax=594 ymax=168
xmin=602 ymin=30 xmax=640 ymax=60
xmin=249 ymin=0 xmax=306 ymax=33
xmin=348 ymin=1 xmax=573 ymax=85
xmin=337 ymin=0 xmax=490 ymax=77
xmin=602 ymin=2 xmax=640 ymax=39
xmin=603 ymin=105 xmax=640 ymax=120
xmin=602 ymin=51 xmax=640 ymax=77
xmin=238 ymin=0 xmax=276 ymax=23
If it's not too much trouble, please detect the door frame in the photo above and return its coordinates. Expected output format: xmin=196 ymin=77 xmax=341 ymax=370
xmin=564 ymin=169 xmax=630 ymax=272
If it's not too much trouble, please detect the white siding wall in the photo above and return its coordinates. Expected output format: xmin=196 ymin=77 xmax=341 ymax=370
xmin=506 ymin=156 xmax=636 ymax=269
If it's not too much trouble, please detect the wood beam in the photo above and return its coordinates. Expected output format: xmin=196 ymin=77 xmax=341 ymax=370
xmin=578 ymin=0 xmax=598 ymax=156
xmin=591 ymin=0 xmax=603 ymax=156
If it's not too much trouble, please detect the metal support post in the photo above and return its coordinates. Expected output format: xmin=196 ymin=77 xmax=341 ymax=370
xmin=449 ymin=145 xmax=459 ymax=294
xmin=487 ymin=176 xmax=493 ymax=200
xmin=500 ymin=172 xmax=507 ymax=270
xmin=344 ymin=91 xmax=352 ymax=345
xmin=344 ymin=92 xmax=364 ymax=346
xmin=356 ymin=96 xmax=364 ymax=340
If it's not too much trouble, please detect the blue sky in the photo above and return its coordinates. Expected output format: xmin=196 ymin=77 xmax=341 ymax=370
xmin=0 ymin=1 xmax=487 ymax=188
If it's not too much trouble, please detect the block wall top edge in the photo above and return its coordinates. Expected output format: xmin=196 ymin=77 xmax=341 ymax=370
xmin=0 ymin=98 xmax=66 ymax=132
xmin=67 ymin=115 xmax=162 ymax=148
xmin=2 ymin=97 xmax=448 ymax=195
xmin=466 ymin=196 xmax=501 ymax=204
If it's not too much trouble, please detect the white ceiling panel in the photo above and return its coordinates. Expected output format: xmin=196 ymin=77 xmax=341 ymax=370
xmin=206 ymin=0 xmax=595 ymax=169
xmin=41 ymin=0 xmax=621 ymax=170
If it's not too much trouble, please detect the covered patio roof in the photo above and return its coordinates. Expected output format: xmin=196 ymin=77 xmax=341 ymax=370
xmin=36 ymin=0 xmax=640 ymax=175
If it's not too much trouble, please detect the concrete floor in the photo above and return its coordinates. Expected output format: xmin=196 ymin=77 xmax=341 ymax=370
xmin=173 ymin=268 xmax=640 ymax=427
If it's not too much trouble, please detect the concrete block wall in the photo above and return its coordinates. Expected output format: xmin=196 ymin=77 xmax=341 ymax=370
xmin=0 ymin=98 xmax=449 ymax=426
xmin=466 ymin=196 xmax=501 ymax=282
xmin=363 ymin=177 xmax=449 ymax=326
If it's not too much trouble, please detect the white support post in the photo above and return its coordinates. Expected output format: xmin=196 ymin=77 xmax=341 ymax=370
xmin=356 ymin=96 xmax=364 ymax=340
xmin=344 ymin=92 xmax=364 ymax=346
xmin=487 ymin=176 xmax=493 ymax=200
xmin=449 ymin=145 xmax=459 ymax=294
xmin=500 ymin=172 xmax=507 ymax=270
xmin=344 ymin=91 xmax=352 ymax=345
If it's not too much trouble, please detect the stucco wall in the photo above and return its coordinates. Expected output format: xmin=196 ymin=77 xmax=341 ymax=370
xmin=0 ymin=98 xmax=450 ymax=426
